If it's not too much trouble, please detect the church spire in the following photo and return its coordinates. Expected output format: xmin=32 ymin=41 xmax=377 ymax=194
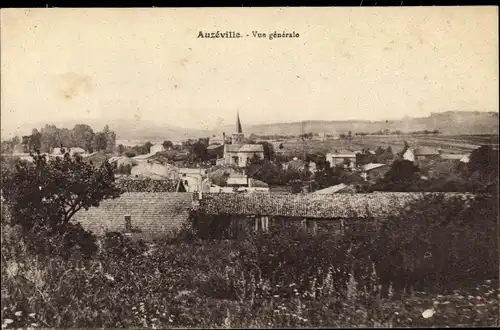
xmin=236 ymin=111 xmax=243 ymax=133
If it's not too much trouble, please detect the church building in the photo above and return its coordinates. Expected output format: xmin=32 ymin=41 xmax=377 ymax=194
xmin=219 ymin=112 xmax=265 ymax=168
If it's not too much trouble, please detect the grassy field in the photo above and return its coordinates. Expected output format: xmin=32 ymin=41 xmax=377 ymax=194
xmin=277 ymin=134 xmax=499 ymax=155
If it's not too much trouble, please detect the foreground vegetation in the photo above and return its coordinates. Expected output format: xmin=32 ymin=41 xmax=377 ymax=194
xmin=2 ymin=192 xmax=498 ymax=328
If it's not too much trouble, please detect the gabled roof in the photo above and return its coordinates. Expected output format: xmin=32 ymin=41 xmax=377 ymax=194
xmin=225 ymin=145 xmax=241 ymax=153
xmin=73 ymin=192 xmax=193 ymax=238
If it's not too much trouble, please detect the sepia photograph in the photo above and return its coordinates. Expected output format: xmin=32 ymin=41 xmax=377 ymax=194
xmin=1 ymin=7 xmax=499 ymax=328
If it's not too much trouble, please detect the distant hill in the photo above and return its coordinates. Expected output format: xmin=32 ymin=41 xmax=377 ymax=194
xmin=238 ymin=111 xmax=499 ymax=137
xmin=2 ymin=111 xmax=498 ymax=142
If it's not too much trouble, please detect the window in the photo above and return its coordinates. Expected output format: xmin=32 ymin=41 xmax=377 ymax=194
xmin=232 ymin=156 xmax=239 ymax=164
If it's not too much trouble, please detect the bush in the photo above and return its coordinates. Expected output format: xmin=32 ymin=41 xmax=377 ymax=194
xmin=124 ymin=151 xmax=136 ymax=158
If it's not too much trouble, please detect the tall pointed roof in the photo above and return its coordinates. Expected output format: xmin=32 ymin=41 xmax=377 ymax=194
xmin=236 ymin=112 xmax=243 ymax=133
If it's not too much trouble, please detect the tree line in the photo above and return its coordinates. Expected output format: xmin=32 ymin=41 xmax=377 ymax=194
xmin=12 ymin=124 xmax=117 ymax=154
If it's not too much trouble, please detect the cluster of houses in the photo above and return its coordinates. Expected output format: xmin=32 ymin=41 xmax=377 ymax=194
xmin=69 ymin=115 xmax=478 ymax=240
xmin=2 ymin=113 xmax=486 ymax=242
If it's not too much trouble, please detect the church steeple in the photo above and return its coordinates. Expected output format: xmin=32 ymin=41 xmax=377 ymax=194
xmin=236 ymin=112 xmax=243 ymax=134
xmin=232 ymin=111 xmax=245 ymax=145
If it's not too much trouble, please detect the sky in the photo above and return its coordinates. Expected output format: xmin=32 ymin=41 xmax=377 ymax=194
xmin=1 ymin=7 xmax=498 ymax=138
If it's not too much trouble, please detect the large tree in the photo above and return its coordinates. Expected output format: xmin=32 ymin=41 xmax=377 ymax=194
xmin=1 ymin=151 xmax=121 ymax=235
xmin=72 ymin=124 xmax=95 ymax=151
xmin=92 ymin=132 xmax=108 ymax=151
xmin=191 ymin=141 xmax=208 ymax=161
xmin=103 ymin=124 xmax=116 ymax=153
xmin=162 ymin=140 xmax=174 ymax=150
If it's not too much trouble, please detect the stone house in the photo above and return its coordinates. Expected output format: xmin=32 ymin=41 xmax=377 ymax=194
xmin=326 ymin=150 xmax=357 ymax=170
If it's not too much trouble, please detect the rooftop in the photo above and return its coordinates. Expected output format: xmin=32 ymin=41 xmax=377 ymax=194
xmin=197 ymin=192 xmax=475 ymax=219
xmin=312 ymin=183 xmax=350 ymax=194
xmin=73 ymin=192 xmax=193 ymax=238
xmin=440 ymin=153 xmax=468 ymax=160
xmin=362 ymin=163 xmax=387 ymax=172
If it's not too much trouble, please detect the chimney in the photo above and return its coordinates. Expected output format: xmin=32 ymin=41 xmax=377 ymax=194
xmin=222 ymin=132 xmax=226 ymax=145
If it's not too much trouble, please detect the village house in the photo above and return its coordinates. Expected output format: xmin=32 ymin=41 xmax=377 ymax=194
xmin=219 ymin=113 xmax=265 ymax=167
xmin=360 ymin=163 xmax=389 ymax=182
xmin=209 ymin=134 xmax=229 ymax=146
xmin=174 ymin=168 xmax=209 ymax=192
xmin=326 ymin=150 xmax=357 ymax=170
xmin=282 ymin=157 xmax=317 ymax=176
xmin=150 ymin=143 xmax=166 ymax=154
xmin=130 ymin=160 xmax=180 ymax=180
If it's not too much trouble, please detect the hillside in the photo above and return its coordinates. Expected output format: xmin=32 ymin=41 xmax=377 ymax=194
xmin=3 ymin=111 xmax=498 ymax=141
xmin=240 ymin=111 xmax=499 ymax=136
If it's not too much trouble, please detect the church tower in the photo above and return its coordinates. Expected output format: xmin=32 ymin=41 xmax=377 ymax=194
xmin=231 ymin=112 xmax=245 ymax=144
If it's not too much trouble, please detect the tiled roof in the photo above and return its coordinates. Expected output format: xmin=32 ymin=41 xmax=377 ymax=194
xmin=238 ymin=144 xmax=264 ymax=152
xmin=225 ymin=144 xmax=264 ymax=153
xmin=312 ymin=183 xmax=349 ymax=194
xmin=197 ymin=192 xmax=475 ymax=219
xmin=207 ymin=144 xmax=224 ymax=150
xmin=73 ymin=192 xmax=193 ymax=238
xmin=363 ymin=163 xmax=387 ymax=172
